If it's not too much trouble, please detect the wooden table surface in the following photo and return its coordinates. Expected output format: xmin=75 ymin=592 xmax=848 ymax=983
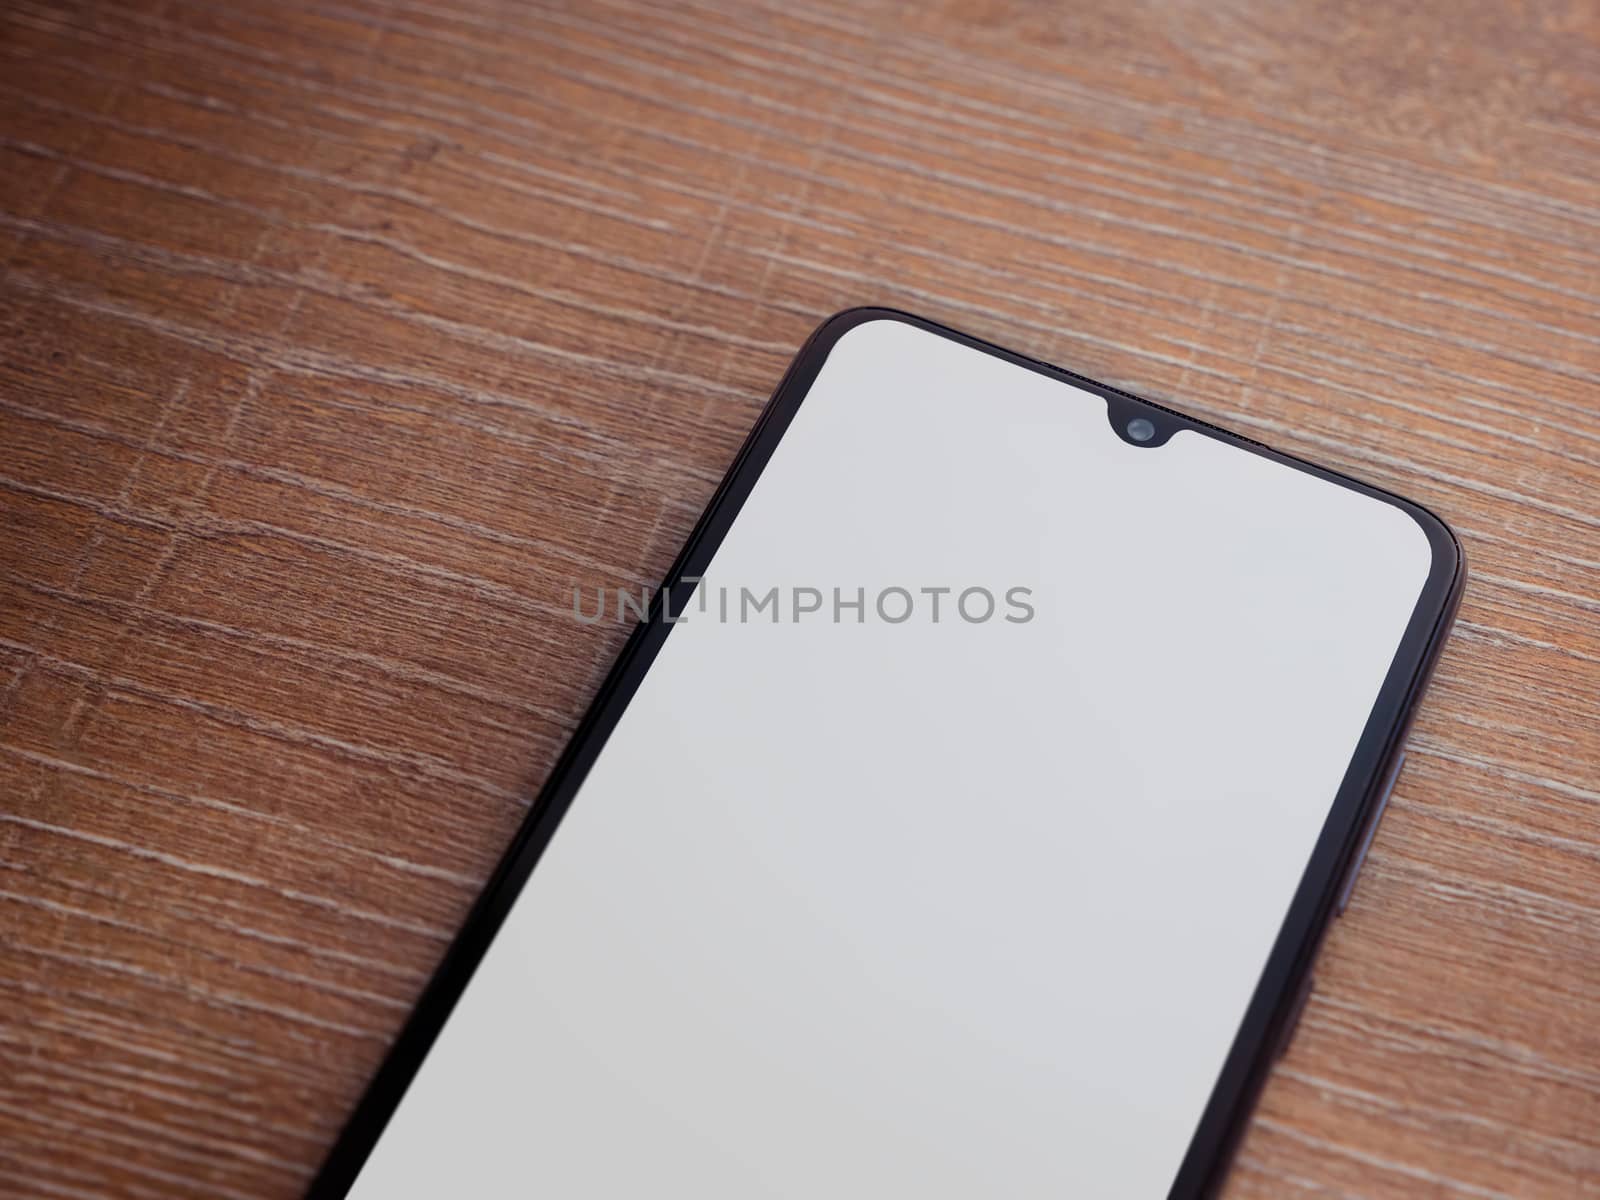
xmin=2 ymin=1 xmax=1598 ymax=1196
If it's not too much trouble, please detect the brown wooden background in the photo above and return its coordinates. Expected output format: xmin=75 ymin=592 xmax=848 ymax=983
xmin=1 ymin=0 xmax=1597 ymax=1196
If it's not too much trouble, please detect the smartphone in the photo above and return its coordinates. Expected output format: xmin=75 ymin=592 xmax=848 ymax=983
xmin=309 ymin=308 xmax=1464 ymax=1198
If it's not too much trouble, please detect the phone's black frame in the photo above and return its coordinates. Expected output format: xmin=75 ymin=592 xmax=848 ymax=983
xmin=307 ymin=307 xmax=1465 ymax=1199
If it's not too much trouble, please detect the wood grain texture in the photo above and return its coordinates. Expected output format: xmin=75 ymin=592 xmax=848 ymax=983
xmin=0 ymin=0 xmax=1596 ymax=1195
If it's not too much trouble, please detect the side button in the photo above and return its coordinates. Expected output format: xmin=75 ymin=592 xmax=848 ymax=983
xmin=1336 ymin=751 xmax=1407 ymax=915
xmin=1275 ymin=972 xmax=1315 ymax=1059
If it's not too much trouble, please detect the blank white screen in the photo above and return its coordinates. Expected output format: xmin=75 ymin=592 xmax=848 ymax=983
xmin=349 ymin=317 xmax=1434 ymax=1198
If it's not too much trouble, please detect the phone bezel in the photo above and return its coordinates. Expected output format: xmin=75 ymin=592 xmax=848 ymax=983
xmin=307 ymin=306 xmax=1466 ymax=1199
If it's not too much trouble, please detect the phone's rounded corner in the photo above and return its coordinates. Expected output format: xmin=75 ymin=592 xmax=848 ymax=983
xmin=802 ymin=306 xmax=925 ymax=360
xmin=1389 ymin=492 xmax=1468 ymax=606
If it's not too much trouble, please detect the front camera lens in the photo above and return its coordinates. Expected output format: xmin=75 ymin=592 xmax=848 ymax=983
xmin=1126 ymin=417 xmax=1156 ymax=443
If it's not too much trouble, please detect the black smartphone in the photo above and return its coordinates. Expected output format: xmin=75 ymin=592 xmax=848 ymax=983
xmin=310 ymin=308 xmax=1464 ymax=1198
